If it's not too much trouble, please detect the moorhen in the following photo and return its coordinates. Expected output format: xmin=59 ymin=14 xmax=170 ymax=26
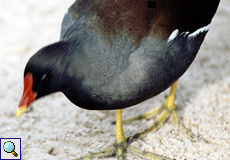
xmin=16 ymin=0 xmax=220 ymax=159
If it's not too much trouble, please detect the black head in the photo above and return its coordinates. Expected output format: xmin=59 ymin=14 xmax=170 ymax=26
xmin=24 ymin=41 xmax=69 ymax=100
xmin=16 ymin=41 xmax=76 ymax=117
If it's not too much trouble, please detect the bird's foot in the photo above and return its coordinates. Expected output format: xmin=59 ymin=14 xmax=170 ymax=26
xmin=73 ymin=146 xmax=116 ymax=160
xmin=122 ymin=99 xmax=205 ymax=143
xmin=119 ymin=81 xmax=206 ymax=143
xmin=74 ymin=109 xmax=164 ymax=160
xmin=74 ymin=82 xmax=206 ymax=160
xmin=114 ymin=140 xmax=164 ymax=160
xmin=74 ymin=140 xmax=164 ymax=160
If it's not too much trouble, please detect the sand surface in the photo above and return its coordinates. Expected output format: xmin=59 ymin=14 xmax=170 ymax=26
xmin=0 ymin=0 xmax=230 ymax=159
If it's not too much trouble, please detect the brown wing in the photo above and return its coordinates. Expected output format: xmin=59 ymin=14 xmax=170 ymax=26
xmin=61 ymin=0 xmax=220 ymax=42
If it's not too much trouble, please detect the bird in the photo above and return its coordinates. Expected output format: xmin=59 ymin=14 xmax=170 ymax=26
xmin=16 ymin=0 xmax=220 ymax=159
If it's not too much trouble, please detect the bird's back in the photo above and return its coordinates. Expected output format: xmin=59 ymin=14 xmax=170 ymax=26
xmin=61 ymin=0 xmax=219 ymax=41
xmin=59 ymin=0 xmax=220 ymax=110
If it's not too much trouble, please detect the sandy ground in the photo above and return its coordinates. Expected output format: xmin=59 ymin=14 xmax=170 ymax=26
xmin=0 ymin=0 xmax=230 ymax=160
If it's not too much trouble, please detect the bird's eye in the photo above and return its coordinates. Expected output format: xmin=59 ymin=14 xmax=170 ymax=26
xmin=40 ymin=73 xmax=50 ymax=85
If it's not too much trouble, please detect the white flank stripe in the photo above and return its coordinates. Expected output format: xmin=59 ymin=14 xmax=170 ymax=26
xmin=188 ymin=24 xmax=211 ymax=38
xmin=167 ymin=24 xmax=211 ymax=43
xmin=167 ymin=29 xmax=179 ymax=43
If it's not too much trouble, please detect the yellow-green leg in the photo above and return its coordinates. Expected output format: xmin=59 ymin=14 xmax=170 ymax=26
xmin=124 ymin=81 xmax=196 ymax=143
xmin=73 ymin=147 xmax=116 ymax=160
xmin=115 ymin=109 xmax=126 ymax=160
xmin=74 ymin=110 xmax=126 ymax=160
xmin=74 ymin=109 xmax=163 ymax=160
xmin=122 ymin=81 xmax=177 ymax=125
xmin=74 ymin=110 xmax=127 ymax=160
xmin=74 ymin=81 xmax=196 ymax=160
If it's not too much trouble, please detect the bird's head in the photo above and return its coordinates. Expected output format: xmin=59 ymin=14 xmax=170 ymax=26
xmin=16 ymin=42 xmax=68 ymax=117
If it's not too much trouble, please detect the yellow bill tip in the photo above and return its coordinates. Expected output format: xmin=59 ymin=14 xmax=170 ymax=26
xmin=15 ymin=105 xmax=27 ymax=118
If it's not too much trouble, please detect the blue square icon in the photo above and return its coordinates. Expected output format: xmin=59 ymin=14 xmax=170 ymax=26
xmin=0 ymin=138 xmax=21 ymax=160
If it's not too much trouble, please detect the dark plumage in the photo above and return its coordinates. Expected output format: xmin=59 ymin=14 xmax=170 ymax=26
xmin=16 ymin=0 xmax=220 ymax=159
xmin=18 ymin=0 xmax=220 ymax=111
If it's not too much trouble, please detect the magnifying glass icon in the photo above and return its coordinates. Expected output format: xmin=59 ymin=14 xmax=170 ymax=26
xmin=3 ymin=141 xmax=18 ymax=157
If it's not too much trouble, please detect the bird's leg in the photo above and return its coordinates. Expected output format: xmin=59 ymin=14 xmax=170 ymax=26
xmin=115 ymin=110 xmax=164 ymax=160
xmin=114 ymin=104 xmax=164 ymax=124
xmin=73 ymin=147 xmax=116 ymax=160
xmin=74 ymin=81 xmax=199 ymax=160
xmin=74 ymin=82 xmax=196 ymax=160
xmin=74 ymin=109 xmax=165 ymax=160
xmin=115 ymin=109 xmax=127 ymax=160
xmin=126 ymin=103 xmax=171 ymax=143
xmin=120 ymin=82 xmax=178 ymax=125
xmin=163 ymin=82 xmax=197 ymax=140
xmin=125 ymin=81 xmax=197 ymax=143
xmin=74 ymin=109 xmax=128 ymax=160
xmin=73 ymin=109 xmax=127 ymax=160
